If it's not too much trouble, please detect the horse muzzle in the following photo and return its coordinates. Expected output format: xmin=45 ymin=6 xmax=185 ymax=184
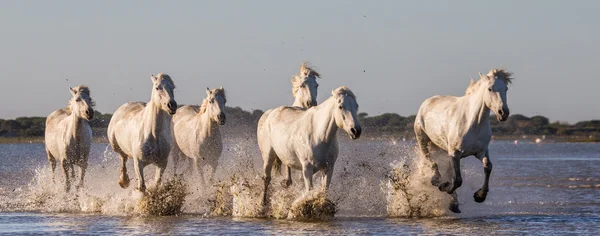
xmin=85 ymin=109 xmax=94 ymax=120
xmin=167 ymin=101 xmax=177 ymax=115
xmin=349 ymin=127 xmax=362 ymax=140
xmin=496 ymin=108 xmax=510 ymax=121
xmin=218 ymin=113 xmax=226 ymax=125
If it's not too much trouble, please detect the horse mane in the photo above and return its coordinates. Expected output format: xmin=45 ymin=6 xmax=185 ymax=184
xmin=67 ymin=85 xmax=95 ymax=112
xmin=199 ymin=87 xmax=226 ymax=115
xmin=291 ymin=62 xmax=321 ymax=97
xmin=488 ymin=68 xmax=514 ymax=85
xmin=332 ymin=86 xmax=356 ymax=100
xmin=465 ymin=69 xmax=514 ymax=95
xmin=156 ymin=73 xmax=176 ymax=89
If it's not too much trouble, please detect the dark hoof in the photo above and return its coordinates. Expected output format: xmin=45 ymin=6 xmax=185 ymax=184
xmin=438 ymin=182 xmax=452 ymax=193
xmin=280 ymin=179 xmax=292 ymax=188
xmin=449 ymin=202 xmax=461 ymax=213
xmin=473 ymin=189 xmax=488 ymax=203
xmin=119 ymin=175 xmax=130 ymax=189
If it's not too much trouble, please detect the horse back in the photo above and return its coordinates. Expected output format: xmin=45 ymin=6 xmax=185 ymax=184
xmin=44 ymin=108 xmax=70 ymax=157
xmin=107 ymin=102 xmax=146 ymax=155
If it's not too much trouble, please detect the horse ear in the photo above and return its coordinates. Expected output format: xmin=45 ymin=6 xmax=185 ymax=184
xmin=69 ymin=87 xmax=77 ymax=96
xmin=150 ymin=75 xmax=157 ymax=83
xmin=206 ymin=87 xmax=211 ymax=96
xmin=220 ymin=86 xmax=224 ymax=90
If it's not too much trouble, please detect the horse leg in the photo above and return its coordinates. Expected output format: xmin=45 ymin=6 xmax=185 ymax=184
xmin=440 ymin=154 xmax=462 ymax=194
xmin=321 ymin=167 xmax=334 ymax=193
xmin=281 ymin=166 xmax=292 ymax=188
xmin=47 ymin=151 xmax=56 ymax=182
xmin=70 ymin=163 xmax=76 ymax=180
xmin=261 ymin=149 xmax=276 ymax=207
xmin=474 ymin=150 xmax=492 ymax=203
xmin=118 ymin=155 xmax=130 ymax=188
xmin=301 ymin=163 xmax=314 ymax=193
xmin=194 ymin=158 xmax=207 ymax=187
xmin=61 ymin=160 xmax=71 ymax=192
xmin=133 ymin=158 xmax=146 ymax=192
xmin=171 ymin=149 xmax=180 ymax=176
xmin=77 ymin=162 xmax=87 ymax=190
xmin=415 ymin=128 xmax=441 ymax=186
xmin=449 ymin=192 xmax=461 ymax=213
xmin=154 ymin=161 xmax=167 ymax=187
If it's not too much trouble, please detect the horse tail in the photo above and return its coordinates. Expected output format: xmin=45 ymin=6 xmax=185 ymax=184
xmin=273 ymin=157 xmax=283 ymax=176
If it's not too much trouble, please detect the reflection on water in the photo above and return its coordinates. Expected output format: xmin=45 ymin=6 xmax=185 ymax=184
xmin=1 ymin=141 xmax=600 ymax=234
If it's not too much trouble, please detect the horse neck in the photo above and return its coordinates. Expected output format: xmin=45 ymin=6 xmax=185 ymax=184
xmin=66 ymin=108 xmax=84 ymax=142
xmin=292 ymin=95 xmax=305 ymax=108
xmin=310 ymin=97 xmax=338 ymax=143
xmin=142 ymin=100 xmax=170 ymax=139
xmin=196 ymin=109 xmax=219 ymax=137
xmin=461 ymin=87 xmax=490 ymax=132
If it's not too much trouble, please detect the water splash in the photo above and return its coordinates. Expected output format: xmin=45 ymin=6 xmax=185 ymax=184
xmin=385 ymin=151 xmax=452 ymax=217
xmin=136 ymin=177 xmax=187 ymax=216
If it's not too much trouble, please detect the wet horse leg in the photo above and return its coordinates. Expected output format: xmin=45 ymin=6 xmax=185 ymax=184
xmin=281 ymin=166 xmax=292 ymax=188
xmin=133 ymin=158 xmax=146 ymax=192
xmin=118 ymin=155 xmax=130 ymax=188
xmin=77 ymin=162 xmax=87 ymax=190
xmin=261 ymin=149 xmax=276 ymax=207
xmin=415 ymin=129 xmax=441 ymax=186
xmin=301 ymin=163 xmax=314 ymax=193
xmin=61 ymin=160 xmax=71 ymax=192
xmin=449 ymin=192 xmax=461 ymax=213
xmin=474 ymin=150 xmax=492 ymax=203
xmin=440 ymin=153 xmax=462 ymax=194
xmin=194 ymin=158 xmax=207 ymax=187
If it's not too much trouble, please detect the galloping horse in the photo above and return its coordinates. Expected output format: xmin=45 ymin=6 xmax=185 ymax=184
xmin=45 ymin=86 xmax=95 ymax=192
xmin=171 ymin=87 xmax=227 ymax=186
xmin=258 ymin=86 xmax=362 ymax=206
xmin=414 ymin=69 xmax=513 ymax=213
xmin=107 ymin=73 xmax=177 ymax=192
xmin=258 ymin=63 xmax=322 ymax=187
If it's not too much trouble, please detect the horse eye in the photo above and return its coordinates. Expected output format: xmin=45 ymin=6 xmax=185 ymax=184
xmin=155 ymin=87 xmax=160 ymax=90
xmin=488 ymin=88 xmax=492 ymax=92
xmin=210 ymin=101 xmax=214 ymax=104
xmin=300 ymin=85 xmax=305 ymax=88
xmin=338 ymin=106 xmax=343 ymax=110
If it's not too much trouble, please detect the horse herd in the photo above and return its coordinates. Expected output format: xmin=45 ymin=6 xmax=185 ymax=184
xmin=43 ymin=63 xmax=513 ymax=213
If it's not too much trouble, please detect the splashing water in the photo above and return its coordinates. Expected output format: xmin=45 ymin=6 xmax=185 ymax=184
xmin=136 ymin=177 xmax=187 ymax=216
xmin=385 ymin=148 xmax=452 ymax=217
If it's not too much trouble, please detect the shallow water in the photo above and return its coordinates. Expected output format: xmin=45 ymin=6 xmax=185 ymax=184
xmin=1 ymin=140 xmax=600 ymax=234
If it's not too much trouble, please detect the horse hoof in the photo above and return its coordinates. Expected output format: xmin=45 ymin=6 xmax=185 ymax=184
xmin=449 ymin=203 xmax=461 ymax=213
xmin=280 ymin=180 xmax=292 ymax=188
xmin=473 ymin=189 xmax=488 ymax=203
xmin=119 ymin=179 xmax=130 ymax=189
xmin=438 ymin=182 xmax=452 ymax=193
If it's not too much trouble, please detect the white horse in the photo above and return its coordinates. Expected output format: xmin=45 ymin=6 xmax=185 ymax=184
xmin=107 ymin=73 xmax=177 ymax=192
xmin=171 ymin=87 xmax=227 ymax=186
xmin=414 ymin=69 xmax=513 ymax=213
xmin=258 ymin=63 xmax=321 ymax=187
xmin=45 ymin=86 xmax=94 ymax=192
xmin=258 ymin=86 xmax=361 ymax=206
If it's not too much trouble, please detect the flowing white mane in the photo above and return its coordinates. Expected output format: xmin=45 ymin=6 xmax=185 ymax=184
xmin=465 ymin=69 xmax=514 ymax=95
xmin=292 ymin=63 xmax=321 ymax=97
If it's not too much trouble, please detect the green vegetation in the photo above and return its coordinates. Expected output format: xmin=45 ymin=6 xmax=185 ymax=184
xmin=1 ymin=108 xmax=599 ymax=143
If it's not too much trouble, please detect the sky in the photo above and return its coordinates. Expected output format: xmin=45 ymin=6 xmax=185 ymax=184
xmin=1 ymin=0 xmax=599 ymax=123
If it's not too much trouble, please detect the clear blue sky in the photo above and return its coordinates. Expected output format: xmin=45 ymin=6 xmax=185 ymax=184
xmin=1 ymin=0 xmax=598 ymax=123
